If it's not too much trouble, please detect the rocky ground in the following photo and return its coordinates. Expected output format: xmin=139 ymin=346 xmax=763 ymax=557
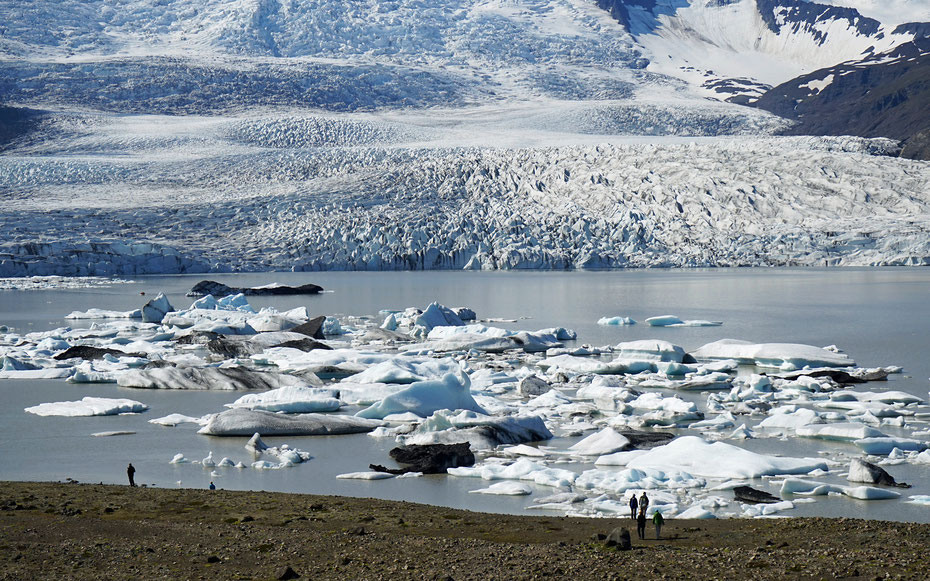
xmin=1 ymin=481 xmax=928 ymax=580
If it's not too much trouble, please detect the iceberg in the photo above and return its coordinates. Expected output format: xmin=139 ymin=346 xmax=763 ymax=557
xmin=758 ymin=407 xmax=822 ymax=429
xmin=854 ymin=437 xmax=928 ymax=455
xmin=449 ymin=458 xmax=577 ymax=488
xmin=65 ymin=308 xmax=142 ymax=320
xmin=403 ymin=410 xmax=552 ymax=449
xmin=118 ymin=366 xmax=309 ymax=390
xmin=598 ymin=316 xmax=636 ymax=326
xmin=693 ymin=339 xmax=854 ymax=370
xmin=470 ymin=482 xmax=533 ymax=495
xmin=796 ymin=423 xmax=887 ymax=441
xmin=25 ymin=396 xmax=148 ymax=417
xmin=614 ymin=340 xmax=687 ymax=362
xmin=225 ymin=386 xmax=341 ymax=413
xmin=198 ymin=408 xmax=382 ymax=436
xmin=627 ymin=436 xmax=828 ymax=479
xmin=355 ymin=371 xmax=485 ymax=420
xmin=415 ymin=302 xmax=465 ymax=331
xmin=569 ymin=428 xmax=631 ymax=456
xmin=645 ymin=315 xmax=722 ymax=327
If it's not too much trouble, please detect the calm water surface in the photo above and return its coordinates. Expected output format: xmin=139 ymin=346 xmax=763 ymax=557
xmin=1 ymin=269 xmax=929 ymax=521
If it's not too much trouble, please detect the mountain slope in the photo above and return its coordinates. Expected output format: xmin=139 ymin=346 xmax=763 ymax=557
xmin=755 ymin=38 xmax=930 ymax=160
xmin=595 ymin=0 xmax=925 ymax=103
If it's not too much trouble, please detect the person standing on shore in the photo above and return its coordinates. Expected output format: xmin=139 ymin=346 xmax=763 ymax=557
xmin=127 ymin=463 xmax=136 ymax=487
xmin=639 ymin=491 xmax=649 ymax=514
xmin=636 ymin=507 xmax=647 ymax=540
xmin=629 ymin=493 xmax=638 ymax=519
xmin=653 ymin=509 xmax=664 ymax=539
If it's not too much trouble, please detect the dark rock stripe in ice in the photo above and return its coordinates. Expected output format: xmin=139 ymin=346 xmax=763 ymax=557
xmin=117 ymin=366 xmax=308 ymax=390
xmin=199 ymin=408 xmax=382 ymax=436
xmin=187 ymin=280 xmax=323 ymax=297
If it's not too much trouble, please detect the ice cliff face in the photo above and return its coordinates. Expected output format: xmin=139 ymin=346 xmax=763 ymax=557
xmin=2 ymin=112 xmax=928 ymax=276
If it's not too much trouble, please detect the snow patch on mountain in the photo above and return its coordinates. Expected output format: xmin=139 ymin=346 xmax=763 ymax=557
xmin=614 ymin=0 xmax=922 ymax=102
xmin=814 ymin=0 xmax=930 ymax=27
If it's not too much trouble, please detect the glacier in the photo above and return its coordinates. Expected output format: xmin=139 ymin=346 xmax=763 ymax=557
xmin=1 ymin=1 xmax=928 ymax=275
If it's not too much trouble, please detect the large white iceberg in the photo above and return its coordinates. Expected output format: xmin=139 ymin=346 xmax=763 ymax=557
xmin=225 ymin=386 xmax=341 ymax=413
xmin=569 ymin=428 xmax=631 ymax=456
xmin=693 ymin=339 xmax=854 ymax=370
xmin=355 ymin=371 xmax=485 ymax=419
xmin=25 ymin=397 xmax=148 ymax=417
xmin=614 ymin=340 xmax=687 ymax=362
xmin=626 ymin=436 xmax=828 ymax=479
xmin=796 ymin=423 xmax=887 ymax=441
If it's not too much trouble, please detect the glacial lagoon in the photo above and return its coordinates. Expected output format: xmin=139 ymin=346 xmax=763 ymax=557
xmin=1 ymin=268 xmax=929 ymax=522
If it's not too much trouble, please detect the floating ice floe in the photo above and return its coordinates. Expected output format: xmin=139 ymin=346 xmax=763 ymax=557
xmin=346 ymin=357 xmax=460 ymax=385
xmin=402 ymin=410 xmax=552 ymax=449
xmin=415 ymin=302 xmax=465 ymax=331
xmin=225 ymin=386 xmax=341 ymax=413
xmin=470 ymin=482 xmax=533 ymax=495
xmin=598 ymin=316 xmax=636 ymax=326
xmin=355 ymin=371 xmax=485 ymax=419
xmin=645 ymin=315 xmax=722 ymax=327
xmin=780 ymin=478 xmax=901 ymax=500
xmin=24 ymin=396 xmax=148 ymax=417
xmin=796 ymin=423 xmax=887 ymax=441
xmin=614 ymin=339 xmax=688 ymax=362
xmin=118 ymin=366 xmax=310 ymax=390
xmin=449 ymin=458 xmax=577 ymax=488
xmin=198 ymin=408 xmax=382 ymax=436
xmin=569 ymin=428 xmax=631 ymax=456
xmin=0 ymin=368 xmax=74 ymax=379
xmin=336 ymin=471 xmax=394 ymax=480
xmin=150 ymin=413 xmax=208 ymax=426
xmin=242 ymin=434 xmax=312 ymax=468
xmin=626 ymin=436 xmax=828 ymax=479
xmin=758 ymin=406 xmax=823 ymax=429
xmin=65 ymin=308 xmax=142 ymax=320
xmin=693 ymin=339 xmax=854 ymax=370
xmin=853 ymin=437 xmax=928 ymax=455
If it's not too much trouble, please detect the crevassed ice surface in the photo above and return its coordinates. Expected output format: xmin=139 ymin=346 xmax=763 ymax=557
xmin=1 ymin=0 xmax=929 ymax=275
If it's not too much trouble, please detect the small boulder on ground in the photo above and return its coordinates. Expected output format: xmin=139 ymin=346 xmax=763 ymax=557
xmin=605 ymin=527 xmax=632 ymax=550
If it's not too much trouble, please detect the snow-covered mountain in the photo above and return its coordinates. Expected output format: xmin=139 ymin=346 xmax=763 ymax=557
xmin=597 ymin=0 xmax=930 ymax=103
xmin=1 ymin=0 xmax=929 ymax=275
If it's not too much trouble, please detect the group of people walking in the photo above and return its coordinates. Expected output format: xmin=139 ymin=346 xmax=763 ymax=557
xmin=629 ymin=492 xmax=663 ymax=540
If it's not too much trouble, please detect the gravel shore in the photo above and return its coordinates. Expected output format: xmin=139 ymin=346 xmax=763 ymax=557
xmin=1 ymin=481 xmax=928 ymax=580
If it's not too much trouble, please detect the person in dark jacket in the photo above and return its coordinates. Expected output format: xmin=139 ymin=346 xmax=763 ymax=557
xmin=636 ymin=507 xmax=647 ymax=540
xmin=127 ymin=463 xmax=136 ymax=487
xmin=629 ymin=493 xmax=638 ymax=519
